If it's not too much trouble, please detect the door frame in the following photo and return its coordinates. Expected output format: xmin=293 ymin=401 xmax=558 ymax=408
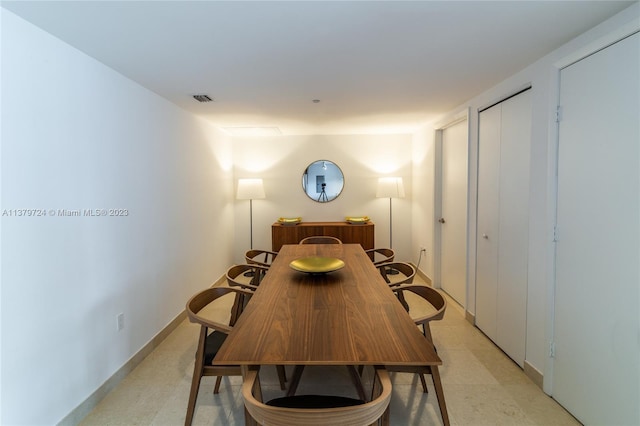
xmin=433 ymin=108 xmax=470 ymax=306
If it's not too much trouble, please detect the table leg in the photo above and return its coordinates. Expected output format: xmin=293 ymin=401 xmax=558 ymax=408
xmin=347 ymin=365 xmax=367 ymax=401
xmin=430 ymin=365 xmax=450 ymax=426
xmin=286 ymin=365 xmax=305 ymax=397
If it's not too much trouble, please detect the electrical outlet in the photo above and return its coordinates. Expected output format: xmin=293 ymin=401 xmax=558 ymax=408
xmin=117 ymin=313 xmax=125 ymax=331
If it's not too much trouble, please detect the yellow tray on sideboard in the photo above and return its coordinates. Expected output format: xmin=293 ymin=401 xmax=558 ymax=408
xmin=278 ymin=217 xmax=302 ymax=226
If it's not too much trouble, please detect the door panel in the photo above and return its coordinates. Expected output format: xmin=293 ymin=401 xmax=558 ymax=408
xmin=496 ymin=91 xmax=531 ymax=367
xmin=440 ymin=119 xmax=468 ymax=306
xmin=554 ymin=32 xmax=639 ymax=425
xmin=475 ymin=104 xmax=501 ymax=340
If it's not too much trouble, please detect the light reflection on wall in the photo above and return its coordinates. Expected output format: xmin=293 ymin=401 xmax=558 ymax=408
xmin=351 ymin=141 xmax=412 ymax=175
xmin=232 ymin=136 xmax=298 ymax=173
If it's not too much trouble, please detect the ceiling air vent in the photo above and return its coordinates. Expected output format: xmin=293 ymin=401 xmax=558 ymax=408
xmin=193 ymin=94 xmax=213 ymax=102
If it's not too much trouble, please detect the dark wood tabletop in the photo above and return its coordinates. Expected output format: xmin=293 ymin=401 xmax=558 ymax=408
xmin=213 ymin=243 xmax=441 ymax=366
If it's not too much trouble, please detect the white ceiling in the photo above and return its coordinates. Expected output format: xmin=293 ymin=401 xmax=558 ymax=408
xmin=2 ymin=1 xmax=634 ymax=135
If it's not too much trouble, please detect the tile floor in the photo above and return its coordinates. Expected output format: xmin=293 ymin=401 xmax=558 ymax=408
xmin=79 ymin=278 xmax=580 ymax=425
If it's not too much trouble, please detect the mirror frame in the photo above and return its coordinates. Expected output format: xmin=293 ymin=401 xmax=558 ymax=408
xmin=301 ymin=160 xmax=345 ymax=203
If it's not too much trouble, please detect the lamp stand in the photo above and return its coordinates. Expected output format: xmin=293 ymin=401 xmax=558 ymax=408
xmin=388 ymin=197 xmax=393 ymax=249
xmin=244 ymin=199 xmax=256 ymax=277
xmin=249 ymin=198 xmax=254 ymax=250
xmin=387 ymin=197 xmax=399 ymax=275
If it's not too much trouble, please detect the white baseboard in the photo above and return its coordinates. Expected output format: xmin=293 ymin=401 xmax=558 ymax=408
xmin=524 ymin=360 xmax=544 ymax=390
xmin=411 ymin=264 xmax=433 ymax=286
xmin=465 ymin=310 xmax=475 ymax=325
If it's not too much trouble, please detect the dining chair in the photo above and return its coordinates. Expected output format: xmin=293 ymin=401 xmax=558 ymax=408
xmin=185 ymin=286 xmax=255 ymax=426
xmin=245 ymin=249 xmax=279 ymax=268
xmin=395 ymin=285 xmax=447 ymax=343
xmin=242 ymin=366 xmax=392 ymax=426
xmin=299 ymin=236 xmax=343 ymax=244
xmin=226 ymin=264 xmax=269 ymax=292
xmin=385 ymin=285 xmax=447 ymax=393
xmin=365 ymin=248 xmax=395 ymax=266
xmin=376 ymin=261 xmax=416 ymax=311
xmin=226 ymin=264 xmax=270 ymax=325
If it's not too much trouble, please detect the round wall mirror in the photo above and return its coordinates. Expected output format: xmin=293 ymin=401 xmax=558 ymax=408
xmin=302 ymin=160 xmax=344 ymax=203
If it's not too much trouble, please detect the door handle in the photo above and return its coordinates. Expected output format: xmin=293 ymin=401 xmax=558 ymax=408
xmin=438 ymin=218 xmax=446 ymax=224
xmin=482 ymin=234 xmax=489 ymax=239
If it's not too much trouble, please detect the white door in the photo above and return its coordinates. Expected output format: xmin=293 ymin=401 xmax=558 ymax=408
xmin=440 ymin=119 xmax=468 ymax=306
xmin=476 ymin=89 xmax=531 ymax=367
xmin=553 ymin=32 xmax=639 ymax=425
xmin=495 ymin=90 xmax=531 ymax=367
xmin=475 ymin=104 xmax=501 ymax=342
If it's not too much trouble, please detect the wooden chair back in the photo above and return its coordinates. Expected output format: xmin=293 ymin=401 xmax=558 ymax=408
xmin=226 ymin=264 xmax=269 ymax=326
xmin=365 ymin=248 xmax=395 ymax=266
xmin=299 ymin=236 xmax=343 ymax=244
xmin=242 ymin=367 xmax=392 ymax=426
xmin=245 ymin=249 xmax=278 ymax=268
xmin=376 ymin=262 xmax=416 ymax=286
xmin=226 ymin=264 xmax=269 ymax=291
xmin=392 ymin=285 xmax=446 ymax=342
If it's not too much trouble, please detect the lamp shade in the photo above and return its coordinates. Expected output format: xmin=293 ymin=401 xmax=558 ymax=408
xmin=376 ymin=177 xmax=405 ymax=198
xmin=237 ymin=178 xmax=265 ymax=200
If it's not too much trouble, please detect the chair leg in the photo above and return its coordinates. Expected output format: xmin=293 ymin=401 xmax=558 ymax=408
xmin=347 ymin=365 xmax=367 ymax=401
xmin=185 ymin=366 xmax=203 ymax=426
xmin=229 ymin=293 xmax=243 ymax=327
xmin=276 ymin=365 xmax=287 ymax=390
xmin=396 ymin=290 xmax=410 ymax=312
xmin=185 ymin=371 xmax=202 ymax=426
xmin=423 ymin=324 xmax=433 ymax=343
xmin=185 ymin=328 xmax=206 ymax=426
xmin=213 ymin=376 xmax=222 ymax=394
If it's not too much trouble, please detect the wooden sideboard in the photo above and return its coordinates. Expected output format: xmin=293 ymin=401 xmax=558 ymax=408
xmin=271 ymin=222 xmax=375 ymax=252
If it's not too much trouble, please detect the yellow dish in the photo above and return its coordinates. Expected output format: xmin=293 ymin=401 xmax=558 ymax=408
xmin=278 ymin=217 xmax=302 ymax=226
xmin=345 ymin=216 xmax=370 ymax=224
xmin=289 ymin=256 xmax=345 ymax=274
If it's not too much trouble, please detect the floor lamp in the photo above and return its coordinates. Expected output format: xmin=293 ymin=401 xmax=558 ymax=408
xmin=237 ymin=178 xmax=265 ymax=250
xmin=376 ymin=177 xmax=405 ymax=250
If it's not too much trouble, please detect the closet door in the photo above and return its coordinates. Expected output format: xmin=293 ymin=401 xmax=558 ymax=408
xmin=476 ymin=89 xmax=531 ymax=367
xmin=475 ymin=105 xmax=501 ymax=341
xmin=495 ymin=91 xmax=531 ymax=367
xmin=553 ymin=32 xmax=639 ymax=425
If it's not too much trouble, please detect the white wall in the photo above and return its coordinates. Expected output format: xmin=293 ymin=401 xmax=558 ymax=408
xmin=0 ymin=10 xmax=235 ymax=425
xmin=410 ymin=125 xmax=436 ymax=278
xmin=232 ymin=134 xmax=413 ymax=263
xmin=411 ymin=3 xmax=640 ymax=385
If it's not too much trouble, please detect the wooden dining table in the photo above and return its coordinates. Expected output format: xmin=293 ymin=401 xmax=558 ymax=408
xmin=213 ymin=243 xmax=449 ymax=425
